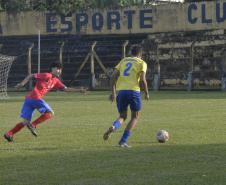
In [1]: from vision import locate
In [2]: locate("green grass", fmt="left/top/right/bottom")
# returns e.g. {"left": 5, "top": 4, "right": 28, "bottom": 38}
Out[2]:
{"left": 0, "top": 91, "right": 226, "bottom": 185}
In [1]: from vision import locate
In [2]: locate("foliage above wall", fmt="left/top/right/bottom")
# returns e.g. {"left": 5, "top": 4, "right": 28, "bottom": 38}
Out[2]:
{"left": 0, "top": 0, "right": 146, "bottom": 14}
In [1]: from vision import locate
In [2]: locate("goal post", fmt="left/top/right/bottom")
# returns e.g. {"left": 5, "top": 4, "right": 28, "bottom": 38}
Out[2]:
{"left": 0, "top": 54, "right": 16, "bottom": 99}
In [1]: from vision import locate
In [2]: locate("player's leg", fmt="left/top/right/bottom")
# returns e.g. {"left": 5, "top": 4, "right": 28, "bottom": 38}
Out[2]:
{"left": 113, "top": 111, "right": 127, "bottom": 130}
{"left": 103, "top": 111, "right": 127, "bottom": 140}
{"left": 32, "top": 112, "right": 53, "bottom": 128}
{"left": 118, "top": 91, "right": 142, "bottom": 148}
{"left": 4, "top": 99, "right": 35, "bottom": 142}
{"left": 103, "top": 90, "right": 129, "bottom": 140}
{"left": 118, "top": 111, "right": 139, "bottom": 148}
{"left": 4, "top": 119, "right": 31, "bottom": 142}
{"left": 32, "top": 99, "right": 54, "bottom": 128}
{"left": 113, "top": 90, "right": 129, "bottom": 129}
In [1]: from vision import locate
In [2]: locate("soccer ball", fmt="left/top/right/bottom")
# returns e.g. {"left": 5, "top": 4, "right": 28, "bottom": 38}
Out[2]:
{"left": 156, "top": 130, "right": 169, "bottom": 143}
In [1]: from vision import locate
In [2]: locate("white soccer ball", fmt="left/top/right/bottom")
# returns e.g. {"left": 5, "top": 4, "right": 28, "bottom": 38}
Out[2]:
{"left": 156, "top": 130, "right": 169, "bottom": 143}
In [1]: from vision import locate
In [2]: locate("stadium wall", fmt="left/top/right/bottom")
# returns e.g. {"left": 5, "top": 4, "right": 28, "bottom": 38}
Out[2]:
{"left": 1, "top": 0, "right": 226, "bottom": 90}
{"left": 1, "top": 0, "right": 226, "bottom": 36}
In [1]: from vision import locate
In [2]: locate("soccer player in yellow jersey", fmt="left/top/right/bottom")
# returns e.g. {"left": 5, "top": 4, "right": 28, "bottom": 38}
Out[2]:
{"left": 103, "top": 45, "right": 149, "bottom": 148}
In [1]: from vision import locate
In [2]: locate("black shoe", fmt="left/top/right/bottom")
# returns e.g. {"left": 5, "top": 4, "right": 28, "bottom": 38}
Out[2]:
{"left": 103, "top": 126, "right": 115, "bottom": 140}
{"left": 4, "top": 133, "right": 13, "bottom": 142}
{"left": 26, "top": 123, "right": 38, "bottom": 137}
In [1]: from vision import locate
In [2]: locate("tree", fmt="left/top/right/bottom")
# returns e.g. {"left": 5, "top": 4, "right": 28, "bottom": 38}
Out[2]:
{"left": 1, "top": 0, "right": 30, "bottom": 12}
{"left": 0, "top": 0, "right": 147, "bottom": 13}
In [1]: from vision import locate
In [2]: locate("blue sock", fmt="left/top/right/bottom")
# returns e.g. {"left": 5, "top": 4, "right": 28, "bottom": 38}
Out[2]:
{"left": 113, "top": 120, "right": 121, "bottom": 130}
{"left": 119, "top": 130, "right": 131, "bottom": 144}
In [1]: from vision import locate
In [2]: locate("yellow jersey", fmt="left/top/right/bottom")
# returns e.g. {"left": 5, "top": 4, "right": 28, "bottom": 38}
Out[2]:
{"left": 115, "top": 57, "right": 147, "bottom": 91}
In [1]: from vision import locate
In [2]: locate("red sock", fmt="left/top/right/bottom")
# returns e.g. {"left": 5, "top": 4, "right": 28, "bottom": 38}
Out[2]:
{"left": 7, "top": 122, "right": 25, "bottom": 136}
{"left": 32, "top": 112, "right": 52, "bottom": 128}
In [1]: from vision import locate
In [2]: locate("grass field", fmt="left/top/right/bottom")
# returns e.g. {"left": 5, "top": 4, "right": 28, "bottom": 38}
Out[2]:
{"left": 0, "top": 91, "right": 226, "bottom": 185}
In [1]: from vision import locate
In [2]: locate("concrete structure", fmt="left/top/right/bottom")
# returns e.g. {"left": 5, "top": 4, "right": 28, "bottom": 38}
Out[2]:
{"left": 0, "top": 1, "right": 226, "bottom": 36}
{"left": 0, "top": 0, "right": 226, "bottom": 90}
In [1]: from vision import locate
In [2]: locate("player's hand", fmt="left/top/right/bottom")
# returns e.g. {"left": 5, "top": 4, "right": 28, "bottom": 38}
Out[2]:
{"left": 109, "top": 93, "right": 116, "bottom": 102}
{"left": 15, "top": 83, "right": 23, "bottom": 89}
{"left": 79, "top": 87, "right": 88, "bottom": 94}
{"left": 145, "top": 93, "right": 150, "bottom": 100}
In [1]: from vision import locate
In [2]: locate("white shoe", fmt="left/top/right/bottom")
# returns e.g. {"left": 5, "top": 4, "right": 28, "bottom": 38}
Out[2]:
{"left": 119, "top": 142, "right": 132, "bottom": 148}
{"left": 26, "top": 123, "right": 38, "bottom": 137}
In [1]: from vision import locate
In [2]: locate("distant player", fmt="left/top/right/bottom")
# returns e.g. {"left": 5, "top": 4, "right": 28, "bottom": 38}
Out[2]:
{"left": 103, "top": 45, "right": 149, "bottom": 148}
{"left": 4, "top": 62, "right": 86, "bottom": 142}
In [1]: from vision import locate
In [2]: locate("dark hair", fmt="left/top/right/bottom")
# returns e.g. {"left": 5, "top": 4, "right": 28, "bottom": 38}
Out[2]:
{"left": 130, "top": 45, "right": 142, "bottom": 56}
{"left": 49, "top": 62, "right": 62, "bottom": 71}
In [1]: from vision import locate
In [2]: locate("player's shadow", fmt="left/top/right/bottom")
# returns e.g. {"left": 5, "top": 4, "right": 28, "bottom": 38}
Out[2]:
{"left": 0, "top": 147, "right": 58, "bottom": 152}
{"left": 5, "top": 91, "right": 226, "bottom": 103}
{"left": 0, "top": 143, "right": 225, "bottom": 185}
{"left": 23, "top": 147, "right": 59, "bottom": 151}
{"left": 149, "top": 91, "right": 226, "bottom": 100}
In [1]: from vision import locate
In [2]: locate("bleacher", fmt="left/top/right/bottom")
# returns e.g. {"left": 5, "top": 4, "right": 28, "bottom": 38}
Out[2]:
{"left": 0, "top": 34, "right": 147, "bottom": 89}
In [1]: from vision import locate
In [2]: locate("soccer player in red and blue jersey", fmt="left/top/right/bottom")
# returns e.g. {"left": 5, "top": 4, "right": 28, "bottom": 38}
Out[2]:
{"left": 4, "top": 62, "right": 86, "bottom": 142}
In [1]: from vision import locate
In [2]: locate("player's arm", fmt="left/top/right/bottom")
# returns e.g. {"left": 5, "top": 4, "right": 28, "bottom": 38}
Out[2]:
{"left": 15, "top": 74, "right": 34, "bottom": 89}
{"left": 140, "top": 71, "right": 149, "bottom": 100}
{"left": 64, "top": 87, "right": 87, "bottom": 94}
{"left": 54, "top": 79, "right": 87, "bottom": 94}
{"left": 109, "top": 69, "right": 119, "bottom": 102}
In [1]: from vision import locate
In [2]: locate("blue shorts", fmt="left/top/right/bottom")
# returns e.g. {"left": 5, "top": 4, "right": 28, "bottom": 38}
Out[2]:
{"left": 20, "top": 98, "right": 54, "bottom": 121}
{"left": 116, "top": 90, "right": 142, "bottom": 113}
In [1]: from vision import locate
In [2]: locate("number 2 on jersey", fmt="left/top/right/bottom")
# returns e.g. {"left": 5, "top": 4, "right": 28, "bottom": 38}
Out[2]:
{"left": 123, "top": 62, "right": 133, "bottom": 76}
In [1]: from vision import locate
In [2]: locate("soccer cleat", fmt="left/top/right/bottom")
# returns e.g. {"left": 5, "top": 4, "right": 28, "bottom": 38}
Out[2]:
{"left": 26, "top": 123, "right": 38, "bottom": 137}
{"left": 103, "top": 126, "right": 115, "bottom": 140}
{"left": 4, "top": 133, "right": 13, "bottom": 142}
{"left": 118, "top": 142, "right": 132, "bottom": 148}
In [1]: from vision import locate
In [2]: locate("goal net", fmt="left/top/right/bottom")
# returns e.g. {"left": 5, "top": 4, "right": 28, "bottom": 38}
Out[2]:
{"left": 0, "top": 54, "right": 15, "bottom": 99}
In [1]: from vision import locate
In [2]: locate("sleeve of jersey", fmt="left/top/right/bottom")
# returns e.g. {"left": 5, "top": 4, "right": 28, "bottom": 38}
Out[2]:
{"left": 141, "top": 61, "right": 147, "bottom": 73}
{"left": 54, "top": 79, "right": 67, "bottom": 90}
{"left": 115, "top": 60, "right": 122, "bottom": 70}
